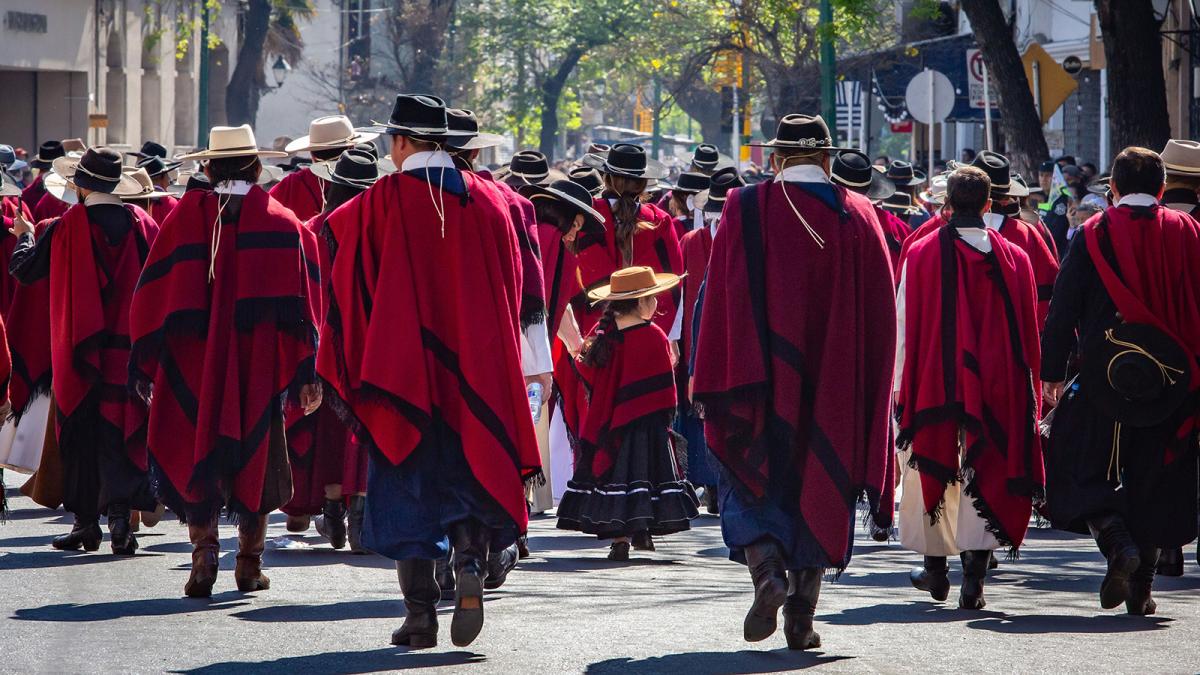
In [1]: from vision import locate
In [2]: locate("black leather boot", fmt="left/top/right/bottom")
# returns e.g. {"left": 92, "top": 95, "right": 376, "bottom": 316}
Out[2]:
{"left": 485, "top": 542, "right": 519, "bottom": 590}
{"left": 910, "top": 555, "right": 950, "bottom": 602}
{"left": 958, "top": 550, "right": 990, "bottom": 610}
{"left": 1155, "top": 546, "right": 1183, "bottom": 577}
{"left": 1127, "top": 546, "right": 1159, "bottom": 616}
{"left": 632, "top": 530, "right": 655, "bottom": 551}
{"left": 742, "top": 539, "right": 788, "bottom": 642}
{"left": 783, "top": 568, "right": 823, "bottom": 650}
{"left": 988, "top": 551, "right": 999, "bottom": 570}
{"left": 315, "top": 498, "right": 348, "bottom": 550}
{"left": 435, "top": 553, "right": 455, "bottom": 600}
{"left": 347, "top": 496, "right": 366, "bottom": 554}
{"left": 391, "top": 559, "right": 439, "bottom": 648}
{"left": 52, "top": 518, "right": 102, "bottom": 552}
{"left": 108, "top": 503, "right": 138, "bottom": 555}
{"left": 1088, "top": 513, "right": 1141, "bottom": 609}
{"left": 516, "top": 534, "right": 531, "bottom": 559}
{"left": 449, "top": 520, "right": 489, "bottom": 647}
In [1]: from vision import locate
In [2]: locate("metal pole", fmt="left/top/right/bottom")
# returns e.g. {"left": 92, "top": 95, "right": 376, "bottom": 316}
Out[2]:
{"left": 197, "top": 0, "right": 210, "bottom": 147}
{"left": 1031, "top": 61, "right": 1042, "bottom": 122}
{"left": 927, "top": 69, "right": 935, "bottom": 182}
{"left": 819, "top": 0, "right": 836, "bottom": 124}
{"left": 652, "top": 77, "right": 661, "bottom": 160}
{"left": 732, "top": 83, "right": 740, "bottom": 167}
{"left": 982, "top": 62, "right": 994, "bottom": 151}
{"left": 338, "top": 1, "right": 345, "bottom": 113}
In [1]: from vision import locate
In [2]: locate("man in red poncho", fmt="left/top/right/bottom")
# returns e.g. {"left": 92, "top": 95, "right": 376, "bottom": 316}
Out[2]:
{"left": 9, "top": 148, "right": 158, "bottom": 554}
{"left": 830, "top": 149, "right": 907, "bottom": 272}
{"left": 134, "top": 155, "right": 181, "bottom": 225}
{"left": 22, "top": 141, "right": 65, "bottom": 211}
{"left": 270, "top": 115, "right": 378, "bottom": 221}
{"left": 1042, "top": 147, "right": 1200, "bottom": 616}
{"left": 130, "top": 124, "right": 321, "bottom": 597}
{"left": 693, "top": 114, "right": 896, "bottom": 651}
{"left": 895, "top": 167, "right": 1044, "bottom": 610}
{"left": 318, "top": 94, "right": 540, "bottom": 649}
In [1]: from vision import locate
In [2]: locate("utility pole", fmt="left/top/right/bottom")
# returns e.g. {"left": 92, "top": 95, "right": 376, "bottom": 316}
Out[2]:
{"left": 651, "top": 77, "right": 661, "bottom": 160}
{"left": 819, "top": 0, "right": 836, "bottom": 125}
{"left": 197, "top": 0, "right": 210, "bottom": 147}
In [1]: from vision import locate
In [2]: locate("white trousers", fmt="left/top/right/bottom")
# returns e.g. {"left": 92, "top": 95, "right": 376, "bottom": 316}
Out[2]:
{"left": 897, "top": 447, "right": 999, "bottom": 555}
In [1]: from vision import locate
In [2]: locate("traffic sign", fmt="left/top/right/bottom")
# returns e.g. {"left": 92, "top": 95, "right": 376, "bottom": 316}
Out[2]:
{"left": 905, "top": 69, "right": 955, "bottom": 124}
{"left": 966, "top": 49, "right": 998, "bottom": 109}
{"left": 1063, "top": 55, "right": 1083, "bottom": 75}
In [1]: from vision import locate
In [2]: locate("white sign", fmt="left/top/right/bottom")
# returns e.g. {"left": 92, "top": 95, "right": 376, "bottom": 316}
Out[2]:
{"left": 967, "top": 49, "right": 998, "bottom": 109}
{"left": 905, "top": 69, "right": 955, "bottom": 124}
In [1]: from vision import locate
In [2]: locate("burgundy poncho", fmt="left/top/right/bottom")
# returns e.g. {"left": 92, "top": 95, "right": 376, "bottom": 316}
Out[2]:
{"left": 130, "top": 186, "right": 317, "bottom": 521}
{"left": 33, "top": 192, "right": 69, "bottom": 223}
{"left": 1084, "top": 205, "right": 1200, "bottom": 443}
{"left": 150, "top": 194, "right": 179, "bottom": 227}
{"left": 486, "top": 176, "right": 547, "bottom": 330}
{"left": 52, "top": 203, "right": 158, "bottom": 465}
{"left": 575, "top": 200, "right": 683, "bottom": 335}
{"left": 576, "top": 322, "right": 677, "bottom": 477}
{"left": 692, "top": 182, "right": 897, "bottom": 570}
{"left": 897, "top": 226, "right": 1044, "bottom": 550}
{"left": 316, "top": 171, "right": 541, "bottom": 529}
{"left": 269, "top": 167, "right": 324, "bottom": 222}
{"left": 873, "top": 204, "right": 910, "bottom": 271}
{"left": 21, "top": 173, "right": 45, "bottom": 211}
{"left": 7, "top": 219, "right": 53, "bottom": 418}
{"left": 679, "top": 226, "right": 713, "bottom": 366}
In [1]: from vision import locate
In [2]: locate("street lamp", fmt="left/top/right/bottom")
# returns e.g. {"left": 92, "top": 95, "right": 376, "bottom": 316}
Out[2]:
{"left": 271, "top": 56, "right": 291, "bottom": 89}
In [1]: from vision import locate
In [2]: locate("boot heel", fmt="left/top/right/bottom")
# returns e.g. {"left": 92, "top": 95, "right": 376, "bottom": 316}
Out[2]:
{"left": 83, "top": 539, "right": 101, "bottom": 552}
{"left": 408, "top": 633, "right": 438, "bottom": 649}
{"left": 450, "top": 569, "right": 485, "bottom": 647}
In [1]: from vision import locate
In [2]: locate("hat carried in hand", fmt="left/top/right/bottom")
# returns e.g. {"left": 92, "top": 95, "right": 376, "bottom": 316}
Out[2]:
{"left": 1160, "top": 139, "right": 1200, "bottom": 177}
{"left": 52, "top": 147, "right": 143, "bottom": 196}
{"left": 1080, "top": 323, "right": 1192, "bottom": 427}
{"left": 750, "top": 114, "right": 850, "bottom": 151}
{"left": 179, "top": 125, "right": 288, "bottom": 161}
{"left": 286, "top": 115, "right": 378, "bottom": 154}
{"left": 31, "top": 140, "right": 65, "bottom": 169}
{"left": 832, "top": 150, "right": 895, "bottom": 201}
{"left": 581, "top": 143, "right": 667, "bottom": 180}
{"left": 309, "top": 149, "right": 381, "bottom": 190}
{"left": 587, "top": 265, "right": 682, "bottom": 304}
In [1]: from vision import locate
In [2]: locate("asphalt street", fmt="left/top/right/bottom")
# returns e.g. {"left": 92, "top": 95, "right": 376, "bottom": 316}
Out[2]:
{"left": 2, "top": 472, "right": 1200, "bottom": 674}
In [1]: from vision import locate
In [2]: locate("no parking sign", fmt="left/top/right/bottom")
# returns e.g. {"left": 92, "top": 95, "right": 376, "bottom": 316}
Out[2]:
{"left": 967, "top": 49, "right": 998, "bottom": 110}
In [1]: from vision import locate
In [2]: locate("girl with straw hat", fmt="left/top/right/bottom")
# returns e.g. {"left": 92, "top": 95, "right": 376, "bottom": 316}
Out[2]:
{"left": 556, "top": 266, "right": 700, "bottom": 561}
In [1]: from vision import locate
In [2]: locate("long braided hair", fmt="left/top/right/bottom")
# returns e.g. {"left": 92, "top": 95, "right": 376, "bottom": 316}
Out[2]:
{"left": 602, "top": 174, "right": 653, "bottom": 263}
{"left": 580, "top": 298, "right": 640, "bottom": 368}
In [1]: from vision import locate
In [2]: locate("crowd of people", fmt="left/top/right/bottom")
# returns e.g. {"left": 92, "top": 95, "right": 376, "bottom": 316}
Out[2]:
{"left": 0, "top": 93, "right": 1198, "bottom": 652}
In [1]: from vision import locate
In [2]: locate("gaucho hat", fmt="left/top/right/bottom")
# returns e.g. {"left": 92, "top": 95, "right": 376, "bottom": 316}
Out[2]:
{"left": 832, "top": 150, "right": 895, "bottom": 201}
{"left": 1081, "top": 323, "right": 1193, "bottom": 427}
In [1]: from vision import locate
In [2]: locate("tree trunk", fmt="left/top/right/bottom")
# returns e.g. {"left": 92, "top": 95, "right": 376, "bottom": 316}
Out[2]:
{"left": 672, "top": 83, "right": 724, "bottom": 145}
{"left": 539, "top": 47, "right": 584, "bottom": 158}
{"left": 961, "top": 0, "right": 1048, "bottom": 179}
{"left": 226, "top": 0, "right": 272, "bottom": 127}
{"left": 403, "top": 0, "right": 455, "bottom": 91}
{"left": 1094, "top": 0, "right": 1171, "bottom": 152}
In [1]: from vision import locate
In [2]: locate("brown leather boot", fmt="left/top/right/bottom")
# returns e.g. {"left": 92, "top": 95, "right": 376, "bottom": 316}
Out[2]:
{"left": 184, "top": 516, "right": 220, "bottom": 598}
{"left": 783, "top": 568, "right": 823, "bottom": 650}
{"left": 449, "top": 520, "right": 489, "bottom": 647}
{"left": 235, "top": 514, "right": 271, "bottom": 592}
{"left": 743, "top": 538, "right": 788, "bottom": 642}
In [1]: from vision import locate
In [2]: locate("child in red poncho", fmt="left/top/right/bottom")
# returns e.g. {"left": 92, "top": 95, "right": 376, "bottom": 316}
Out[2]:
{"left": 556, "top": 266, "right": 699, "bottom": 561}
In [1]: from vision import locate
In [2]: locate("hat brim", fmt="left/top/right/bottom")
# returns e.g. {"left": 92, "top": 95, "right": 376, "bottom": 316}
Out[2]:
{"left": 284, "top": 130, "right": 380, "bottom": 154}
{"left": 1079, "top": 323, "right": 1192, "bottom": 427}
{"left": 0, "top": 177, "right": 19, "bottom": 198}
{"left": 886, "top": 174, "right": 925, "bottom": 187}
{"left": 120, "top": 187, "right": 172, "bottom": 201}
{"left": 177, "top": 148, "right": 289, "bottom": 161}
{"left": 42, "top": 173, "right": 78, "bottom": 205}
{"left": 749, "top": 138, "right": 855, "bottom": 152}
{"left": 502, "top": 167, "right": 569, "bottom": 187}
{"left": 880, "top": 199, "right": 922, "bottom": 215}
{"left": 587, "top": 272, "right": 683, "bottom": 304}
{"left": 832, "top": 171, "right": 895, "bottom": 201}
{"left": 142, "top": 160, "right": 183, "bottom": 177}
{"left": 359, "top": 122, "right": 472, "bottom": 139}
{"left": 448, "top": 132, "right": 505, "bottom": 151}
{"left": 53, "top": 156, "right": 146, "bottom": 197}
{"left": 525, "top": 184, "right": 604, "bottom": 225}
{"left": 581, "top": 151, "right": 668, "bottom": 180}
{"left": 308, "top": 159, "right": 381, "bottom": 189}
{"left": 1164, "top": 161, "right": 1200, "bottom": 177}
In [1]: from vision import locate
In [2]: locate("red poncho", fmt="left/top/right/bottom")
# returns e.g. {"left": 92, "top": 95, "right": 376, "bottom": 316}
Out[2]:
{"left": 897, "top": 226, "right": 1044, "bottom": 549}
{"left": 1084, "top": 204, "right": 1200, "bottom": 444}
{"left": 21, "top": 173, "right": 45, "bottom": 212}
{"left": 1, "top": 195, "right": 30, "bottom": 221}
{"left": 873, "top": 204, "right": 910, "bottom": 272}
{"left": 150, "top": 194, "right": 179, "bottom": 227}
{"left": 537, "top": 222, "right": 581, "bottom": 341}
{"left": 679, "top": 226, "right": 713, "bottom": 366}
{"left": 575, "top": 200, "right": 683, "bottom": 335}
{"left": 576, "top": 322, "right": 677, "bottom": 477}
{"left": 692, "top": 182, "right": 897, "bottom": 570}
{"left": 899, "top": 214, "right": 1058, "bottom": 327}
{"left": 486, "top": 177, "right": 547, "bottom": 330}
{"left": 316, "top": 171, "right": 541, "bottom": 529}
{"left": 0, "top": 315, "right": 10, "bottom": 405}
{"left": 130, "top": 186, "right": 317, "bottom": 520}
{"left": 7, "top": 219, "right": 53, "bottom": 418}
{"left": 269, "top": 168, "right": 324, "bottom": 222}
{"left": 33, "top": 192, "right": 69, "bottom": 223}
{"left": 51, "top": 203, "right": 157, "bottom": 464}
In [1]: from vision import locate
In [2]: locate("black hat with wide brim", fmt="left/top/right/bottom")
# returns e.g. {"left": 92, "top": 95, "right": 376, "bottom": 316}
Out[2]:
{"left": 1080, "top": 323, "right": 1193, "bottom": 427}
{"left": 581, "top": 143, "right": 667, "bottom": 180}
{"left": 673, "top": 171, "right": 710, "bottom": 195}
{"left": 832, "top": 150, "right": 895, "bottom": 201}
{"left": 360, "top": 94, "right": 472, "bottom": 140}
{"left": 749, "top": 114, "right": 853, "bottom": 151}
{"left": 445, "top": 108, "right": 505, "bottom": 151}
{"left": 524, "top": 178, "right": 605, "bottom": 226}
{"left": 308, "top": 149, "right": 381, "bottom": 189}
{"left": 567, "top": 166, "right": 604, "bottom": 196}
{"left": 885, "top": 160, "right": 926, "bottom": 187}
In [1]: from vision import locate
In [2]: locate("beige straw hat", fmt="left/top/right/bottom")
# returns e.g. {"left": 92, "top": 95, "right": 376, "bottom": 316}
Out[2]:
{"left": 178, "top": 125, "right": 288, "bottom": 161}
{"left": 120, "top": 167, "right": 172, "bottom": 201}
{"left": 284, "top": 115, "right": 378, "bottom": 154}
{"left": 1160, "top": 139, "right": 1200, "bottom": 177}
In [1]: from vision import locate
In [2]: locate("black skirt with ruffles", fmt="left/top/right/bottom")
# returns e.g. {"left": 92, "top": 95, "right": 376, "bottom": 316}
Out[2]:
{"left": 557, "top": 416, "right": 699, "bottom": 539}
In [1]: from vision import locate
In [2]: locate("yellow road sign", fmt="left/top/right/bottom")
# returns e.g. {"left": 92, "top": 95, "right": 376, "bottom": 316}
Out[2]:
{"left": 1022, "top": 42, "right": 1078, "bottom": 125}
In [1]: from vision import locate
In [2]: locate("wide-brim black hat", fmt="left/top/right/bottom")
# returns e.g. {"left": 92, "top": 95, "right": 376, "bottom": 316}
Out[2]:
{"left": 832, "top": 150, "right": 895, "bottom": 201}
{"left": 525, "top": 178, "right": 605, "bottom": 226}
{"left": 126, "top": 140, "right": 169, "bottom": 160}
{"left": 691, "top": 143, "right": 721, "bottom": 170}
{"left": 697, "top": 167, "right": 745, "bottom": 213}
{"left": 136, "top": 155, "right": 182, "bottom": 178}
{"left": 52, "top": 148, "right": 143, "bottom": 197}
{"left": 309, "top": 149, "right": 381, "bottom": 189}
{"left": 501, "top": 150, "right": 558, "bottom": 186}
{"left": 31, "top": 140, "right": 65, "bottom": 169}
{"left": 446, "top": 108, "right": 505, "bottom": 151}
{"left": 673, "top": 171, "right": 709, "bottom": 194}
{"left": 885, "top": 160, "right": 926, "bottom": 187}
{"left": 970, "top": 150, "right": 1013, "bottom": 194}
{"left": 880, "top": 191, "right": 923, "bottom": 215}
{"left": 749, "top": 114, "right": 852, "bottom": 151}
{"left": 361, "top": 94, "right": 470, "bottom": 140}
{"left": 1080, "top": 323, "right": 1192, "bottom": 427}
{"left": 567, "top": 166, "right": 603, "bottom": 196}
{"left": 581, "top": 143, "right": 667, "bottom": 180}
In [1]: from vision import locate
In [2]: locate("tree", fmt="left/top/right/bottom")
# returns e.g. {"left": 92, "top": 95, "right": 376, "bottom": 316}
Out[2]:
{"left": 1094, "top": 0, "right": 1171, "bottom": 152}
{"left": 961, "top": 0, "right": 1049, "bottom": 179}
{"left": 226, "top": 0, "right": 315, "bottom": 127}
